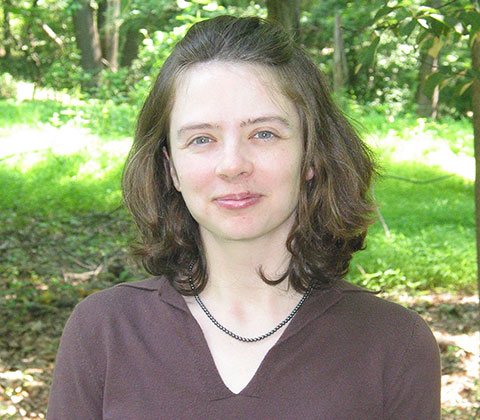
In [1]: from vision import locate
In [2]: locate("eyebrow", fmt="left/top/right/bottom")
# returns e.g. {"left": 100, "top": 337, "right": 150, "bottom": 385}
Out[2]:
{"left": 177, "top": 123, "right": 220, "bottom": 138}
{"left": 240, "top": 116, "right": 292, "bottom": 129}
{"left": 176, "top": 116, "right": 292, "bottom": 138}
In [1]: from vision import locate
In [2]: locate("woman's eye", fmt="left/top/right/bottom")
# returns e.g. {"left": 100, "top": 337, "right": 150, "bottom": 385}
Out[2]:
{"left": 191, "top": 136, "right": 212, "bottom": 145}
{"left": 254, "top": 131, "right": 276, "bottom": 141}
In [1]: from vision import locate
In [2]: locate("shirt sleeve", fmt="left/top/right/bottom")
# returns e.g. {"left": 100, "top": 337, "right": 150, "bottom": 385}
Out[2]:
{"left": 383, "top": 312, "right": 441, "bottom": 420}
{"left": 46, "top": 304, "right": 105, "bottom": 420}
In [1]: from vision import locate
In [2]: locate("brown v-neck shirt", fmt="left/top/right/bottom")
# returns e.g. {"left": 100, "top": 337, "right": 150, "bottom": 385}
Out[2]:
{"left": 46, "top": 278, "right": 441, "bottom": 419}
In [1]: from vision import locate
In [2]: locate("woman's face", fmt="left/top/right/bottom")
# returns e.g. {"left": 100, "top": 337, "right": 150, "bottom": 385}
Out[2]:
{"left": 167, "top": 61, "right": 313, "bottom": 245}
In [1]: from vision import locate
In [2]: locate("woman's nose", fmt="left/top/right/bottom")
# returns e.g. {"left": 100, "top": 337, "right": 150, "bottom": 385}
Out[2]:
{"left": 215, "top": 140, "right": 254, "bottom": 180}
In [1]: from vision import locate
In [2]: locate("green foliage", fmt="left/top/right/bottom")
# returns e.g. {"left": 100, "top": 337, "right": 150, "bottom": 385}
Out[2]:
{"left": 365, "top": 0, "right": 479, "bottom": 117}
{"left": 302, "top": 1, "right": 421, "bottom": 115}
{"left": 301, "top": 0, "right": 477, "bottom": 118}
{"left": 1, "top": 0, "right": 268, "bottom": 103}
{"left": 0, "top": 151, "right": 124, "bottom": 217}
{"left": 42, "top": 52, "right": 86, "bottom": 93}
{"left": 0, "top": 100, "right": 138, "bottom": 318}
{"left": 1, "top": 0, "right": 477, "bottom": 118}
{"left": 1, "top": 0, "right": 78, "bottom": 83}
{"left": 343, "top": 98, "right": 474, "bottom": 155}
{"left": 0, "top": 100, "right": 67, "bottom": 127}
{"left": 0, "top": 99, "right": 137, "bottom": 139}
{"left": 0, "top": 73, "right": 17, "bottom": 99}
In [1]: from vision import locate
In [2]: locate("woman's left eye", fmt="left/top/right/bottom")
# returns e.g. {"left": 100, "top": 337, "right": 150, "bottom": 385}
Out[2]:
{"left": 253, "top": 131, "right": 276, "bottom": 141}
{"left": 190, "top": 136, "right": 212, "bottom": 145}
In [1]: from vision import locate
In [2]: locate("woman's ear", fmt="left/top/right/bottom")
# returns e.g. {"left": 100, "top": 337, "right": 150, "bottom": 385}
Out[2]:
{"left": 306, "top": 166, "right": 314, "bottom": 181}
{"left": 162, "top": 147, "right": 181, "bottom": 191}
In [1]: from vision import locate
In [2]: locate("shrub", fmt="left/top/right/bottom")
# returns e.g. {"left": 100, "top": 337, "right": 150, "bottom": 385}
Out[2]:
{"left": 0, "top": 73, "right": 17, "bottom": 99}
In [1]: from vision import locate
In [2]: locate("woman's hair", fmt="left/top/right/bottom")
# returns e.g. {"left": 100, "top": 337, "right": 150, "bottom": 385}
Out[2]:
{"left": 122, "top": 15, "right": 376, "bottom": 294}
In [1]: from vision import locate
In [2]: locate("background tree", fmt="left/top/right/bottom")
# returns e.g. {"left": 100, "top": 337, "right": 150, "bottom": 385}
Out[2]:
{"left": 415, "top": 0, "right": 442, "bottom": 118}
{"left": 365, "top": 0, "right": 480, "bottom": 314}
{"left": 98, "top": 0, "right": 121, "bottom": 71}
{"left": 333, "top": 12, "right": 348, "bottom": 94}
{"left": 266, "top": 0, "right": 301, "bottom": 39}
{"left": 2, "top": 0, "right": 13, "bottom": 59}
{"left": 72, "top": 0, "right": 102, "bottom": 78}
{"left": 472, "top": 26, "right": 480, "bottom": 318}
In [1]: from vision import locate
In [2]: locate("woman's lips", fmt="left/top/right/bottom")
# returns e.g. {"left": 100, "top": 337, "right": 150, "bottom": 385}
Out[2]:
{"left": 213, "top": 193, "right": 262, "bottom": 210}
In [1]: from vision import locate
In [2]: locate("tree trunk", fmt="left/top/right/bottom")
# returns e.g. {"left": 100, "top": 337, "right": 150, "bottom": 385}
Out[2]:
{"left": 266, "top": 0, "right": 301, "bottom": 40}
{"left": 97, "top": 0, "right": 107, "bottom": 56}
{"left": 120, "top": 26, "right": 142, "bottom": 68}
{"left": 23, "top": 0, "right": 42, "bottom": 84}
{"left": 2, "top": 0, "right": 12, "bottom": 58}
{"left": 416, "top": 52, "right": 439, "bottom": 118}
{"left": 98, "top": 0, "right": 120, "bottom": 71}
{"left": 471, "top": 35, "right": 480, "bottom": 322}
{"left": 72, "top": 0, "right": 102, "bottom": 75}
{"left": 333, "top": 13, "right": 348, "bottom": 94}
{"left": 416, "top": 0, "right": 441, "bottom": 119}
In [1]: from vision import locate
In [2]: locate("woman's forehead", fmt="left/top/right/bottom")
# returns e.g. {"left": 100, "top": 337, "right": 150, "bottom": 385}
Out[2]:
{"left": 169, "top": 61, "right": 297, "bottom": 128}
{"left": 174, "top": 61, "right": 288, "bottom": 102}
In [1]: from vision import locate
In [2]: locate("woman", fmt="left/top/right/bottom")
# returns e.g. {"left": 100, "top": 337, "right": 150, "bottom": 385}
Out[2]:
{"left": 47, "top": 16, "right": 441, "bottom": 419}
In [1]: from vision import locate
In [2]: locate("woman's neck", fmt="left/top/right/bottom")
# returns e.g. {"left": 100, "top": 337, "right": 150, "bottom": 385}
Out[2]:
{"left": 199, "top": 229, "right": 297, "bottom": 305}
{"left": 186, "top": 228, "right": 304, "bottom": 338}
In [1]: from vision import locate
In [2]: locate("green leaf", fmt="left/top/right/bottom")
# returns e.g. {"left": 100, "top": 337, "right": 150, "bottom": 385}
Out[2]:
{"left": 373, "top": 6, "right": 396, "bottom": 21}
{"left": 427, "top": 37, "right": 443, "bottom": 58}
{"left": 359, "top": 36, "right": 381, "bottom": 69}
{"left": 399, "top": 19, "right": 416, "bottom": 38}
{"left": 459, "top": 81, "right": 473, "bottom": 96}
{"left": 416, "top": 29, "right": 431, "bottom": 46}
{"left": 424, "top": 72, "right": 444, "bottom": 98}
{"left": 462, "top": 11, "right": 480, "bottom": 32}
{"left": 444, "top": 16, "right": 460, "bottom": 30}
{"left": 429, "top": 17, "right": 448, "bottom": 36}
{"left": 417, "top": 18, "right": 429, "bottom": 29}
{"left": 417, "top": 6, "right": 441, "bottom": 15}
{"left": 393, "top": 7, "right": 410, "bottom": 21}
{"left": 4, "top": 5, "right": 24, "bottom": 14}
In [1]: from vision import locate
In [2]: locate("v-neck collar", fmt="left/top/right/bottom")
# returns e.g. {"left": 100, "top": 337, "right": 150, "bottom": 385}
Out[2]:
{"left": 119, "top": 277, "right": 374, "bottom": 401}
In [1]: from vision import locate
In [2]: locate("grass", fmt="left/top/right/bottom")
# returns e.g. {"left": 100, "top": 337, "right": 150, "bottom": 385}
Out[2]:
{"left": 345, "top": 104, "right": 475, "bottom": 293}
{"left": 0, "top": 98, "right": 137, "bottom": 140}
{"left": 349, "top": 161, "right": 474, "bottom": 292}
{"left": 0, "top": 98, "right": 476, "bottom": 294}
{"left": 1, "top": 149, "right": 125, "bottom": 218}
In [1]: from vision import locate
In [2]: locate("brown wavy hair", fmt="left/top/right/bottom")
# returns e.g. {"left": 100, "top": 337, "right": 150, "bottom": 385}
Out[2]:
{"left": 122, "top": 15, "right": 376, "bottom": 294}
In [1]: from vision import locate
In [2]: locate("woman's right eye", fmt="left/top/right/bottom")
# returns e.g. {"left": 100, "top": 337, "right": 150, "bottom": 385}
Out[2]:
{"left": 190, "top": 136, "right": 212, "bottom": 145}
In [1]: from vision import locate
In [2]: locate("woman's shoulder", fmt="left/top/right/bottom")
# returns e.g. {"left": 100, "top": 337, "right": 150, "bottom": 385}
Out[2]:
{"left": 328, "top": 281, "right": 441, "bottom": 415}
{"left": 332, "top": 280, "right": 424, "bottom": 321}
{"left": 69, "top": 277, "right": 170, "bottom": 324}
{"left": 329, "top": 280, "right": 439, "bottom": 353}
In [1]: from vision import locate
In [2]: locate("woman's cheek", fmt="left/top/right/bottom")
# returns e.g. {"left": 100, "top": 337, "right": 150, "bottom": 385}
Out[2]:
{"left": 178, "top": 162, "right": 213, "bottom": 192}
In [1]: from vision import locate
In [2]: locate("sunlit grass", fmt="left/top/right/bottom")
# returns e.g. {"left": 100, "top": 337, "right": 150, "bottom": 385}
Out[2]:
{"left": 348, "top": 161, "right": 474, "bottom": 293}
{"left": 1, "top": 152, "right": 125, "bottom": 219}
{"left": 0, "top": 98, "right": 137, "bottom": 140}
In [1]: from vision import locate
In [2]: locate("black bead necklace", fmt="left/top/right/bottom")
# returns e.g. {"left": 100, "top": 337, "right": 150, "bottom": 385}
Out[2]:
{"left": 188, "top": 263, "right": 312, "bottom": 343}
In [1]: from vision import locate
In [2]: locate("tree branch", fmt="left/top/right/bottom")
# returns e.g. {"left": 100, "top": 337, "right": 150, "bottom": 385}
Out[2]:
{"left": 384, "top": 174, "right": 454, "bottom": 184}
